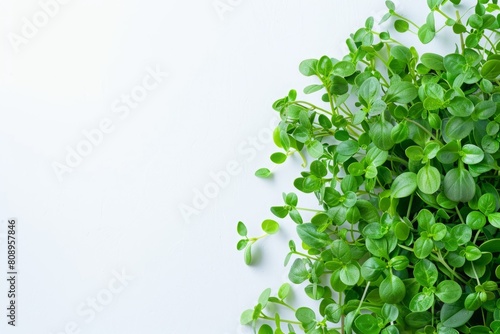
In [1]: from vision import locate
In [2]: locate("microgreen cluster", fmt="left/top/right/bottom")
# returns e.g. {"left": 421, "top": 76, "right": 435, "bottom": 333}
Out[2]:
{"left": 237, "top": 1, "right": 500, "bottom": 333}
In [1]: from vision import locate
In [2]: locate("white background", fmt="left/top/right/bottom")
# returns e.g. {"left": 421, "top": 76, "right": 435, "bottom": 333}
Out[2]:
{"left": 0, "top": 1, "right": 430, "bottom": 333}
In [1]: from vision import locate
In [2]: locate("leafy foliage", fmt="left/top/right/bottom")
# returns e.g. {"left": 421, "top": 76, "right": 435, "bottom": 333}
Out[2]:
{"left": 237, "top": 1, "right": 500, "bottom": 333}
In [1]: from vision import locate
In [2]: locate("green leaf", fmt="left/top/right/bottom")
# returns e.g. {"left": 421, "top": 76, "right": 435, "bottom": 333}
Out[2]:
{"left": 394, "top": 20, "right": 409, "bottom": 33}
{"left": 297, "top": 223, "right": 329, "bottom": 249}
{"left": 340, "top": 263, "right": 360, "bottom": 286}
{"left": 278, "top": 283, "right": 291, "bottom": 300}
{"left": 478, "top": 193, "right": 496, "bottom": 214}
{"left": 306, "top": 140, "right": 324, "bottom": 158}
{"left": 443, "top": 167, "right": 476, "bottom": 202}
{"left": 447, "top": 96, "right": 474, "bottom": 117}
{"left": 318, "top": 56, "right": 333, "bottom": 76}
{"left": 379, "top": 274, "right": 406, "bottom": 304}
{"left": 330, "top": 76, "right": 349, "bottom": 95}
{"left": 361, "top": 257, "right": 386, "bottom": 281}
{"left": 410, "top": 292, "right": 434, "bottom": 312}
{"left": 237, "top": 239, "right": 248, "bottom": 250}
{"left": 464, "top": 292, "right": 482, "bottom": 311}
{"left": 461, "top": 144, "right": 484, "bottom": 164}
{"left": 445, "top": 116, "right": 474, "bottom": 141}
{"left": 371, "top": 120, "right": 395, "bottom": 150}
{"left": 270, "top": 152, "right": 287, "bottom": 164}
{"left": 437, "top": 141, "right": 460, "bottom": 164}
{"left": 391, "top": 46, "right": 412, "bottom": 62}
{"left": 391, "top": 123, "right": 409, "bottom": 143}
{"left": 255, "top": 168, "right": 272, "bottom": 178}
{"left": 337, "top": 140, "right": 359, "bottom": 156}
{"left": 405, "top": 312, "right": 432, "bottom": 328}
{"left": 331, "top": 239, "right": 352, "bottom": 263}
{"left": 385, "top": 81, "right": 418, "bottom": 104}
{"left": 240, "top": 309, "right": 254, "bottom": 325}
{"left": 418, "top": 23, "right": 435, "bottom": 44}
{"left": 440, "top": 302, "right": 474, "bottom": 328}
{"left": 444, "top": 54, "right": 467, "bottom": 75}
{"left": 237, "top": 221, "right": 247, "bottom": 237}
{"left": 271, "top": 206, "right": 288, "bottom": 218}
{"left": 258, "top": 324, "right": 273, "bottom": 334}
{"left": 244, "top": 244, "right": 252, "bottom": 265}
{"left": 325, "top": 302, "right": 342, "bottom": 323}
{"left": 481, "top": 59, "right": 500, "bottom": 80}
{"left": 355, "top": 314, "right": 380, "bottom": 334}
{"left": 258, "top": 288, "right": 271, "bottom": 308}
{"left": 421, "top": 53, "right": 445, "bottom": 71}
{"left": 262, "top": 219, "right": 279, "bottom": 234}
{"left": 299, "top": 59, "right": 318, "bottom": 76}
{"left": 406, "top": 146, "right": 424, "bottom": 161}
{"left": 365, "top": 146, "right": 389, "bottom": 166}
{"left": 436, "top": 280, "right": 462, "bottom": 303}
{"left": 414, "top": 259, "right": 438, "bottom": 287}
{"left": 304, "top": 84, "right": 324, "bottom": 94}
{"left": 391, "top": 172, "right": 418, "bottom": 198}
{"left": 296, "top": 307, "right": 316, "bottom": 324}
{"left": 332, "top": 61, "right": 356, "bottom": 77}
{"left": 488, "top": 212, "right": 500, "bottom": 228}
{"left": 414, "top": 236, "right": 433, "bottom": 258}
{"left": 466, "top": 211, "right": 486, "bottom": 230}
{"left": 427, "top": 0, "right": 443, "bottom": 9}
{"left": 359, "top": 77, "right": 381, "bottom": 105}
{"left": 417, "top": 164, "right": 441, "bottom": 194}
{"left": 289, "top": 258, "right": 309, "bottom": 284}
{"left": 382, "top": 304, "right": 399, "bottom": 323}
{"left": 451, "top": 224, "right": 472, "bottom": 245}
{"left": 473, "top": 100, "right": 497, "bottom": 120}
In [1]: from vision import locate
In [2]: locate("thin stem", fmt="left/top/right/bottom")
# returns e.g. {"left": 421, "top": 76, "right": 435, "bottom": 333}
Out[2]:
{"left": 407, "top": 193, "right": 414, "bottom": 220}
{"left": 291, "top": 101, "right": 333, "bottom": 115}
{"left": 471, "top": 263, "right": 481, "bottom": 286}
{"left": 455, "top": 207, "right": 465, "bottom": 225}
{"left": 483, "top": 32, "right": 497, "bottom": 53}
{"left": 354, "top": 282, "right": 371, "bottom": 315}
{"left": 391, "top": 12, "right": 420, "bottom": 30}
{"left": 296, "top": 207, "right": 323, "bottom": 213}
{"left": 435, "top": 8, "right": 453, "bottom": 21}
{"left": 270, "top": 299, "right": 297, "bottom": 312}
{"left": 404, "top": 118, "right": 438, "bottom": 140}
{"left": 260, "top": 314, "right": 301, "bottom": 325}
{"left": 293, "top": 251, "right": 319, "bottom": 261}
{"left": 340, "top": 292, "right": 344, "bottom": 334}
{"left": 456, "top": 11, "right": 465, "bottom": 53}
{"left": 387, "top": 155, "right": 409, "bottom": 167}
{"left": 432, "top": 251, "right": 469, "bottom": 285}
{"left": 473, "top": 229, "right": 481, "bottom": 244}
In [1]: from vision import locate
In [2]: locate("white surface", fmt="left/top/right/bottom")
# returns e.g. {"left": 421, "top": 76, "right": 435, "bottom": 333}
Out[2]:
{"left": 0, "top": 1, "right": 421, "bottom": 333}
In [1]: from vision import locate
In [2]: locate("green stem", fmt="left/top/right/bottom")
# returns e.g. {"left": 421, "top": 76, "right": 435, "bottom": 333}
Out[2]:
{"left": 435, "top": 8, "right": 453, "bottom": 21}
{"left": 407, "top": 193, "right": 414, "bottom": 220}
{"left": 296, "top": 207, "right": 323, "bottom": 213}
{"left": 471, "top": 263, "right": 481, "bottom": 286}
{"left": 260, "top": 314, "right": 301, "bottom": 325}
{"left": 404, "top": 118, "right": 438, "bottom": 140}
{"left": 483, "top": 32, "right": 497, "bottom": 53}
{"left": 455, "top": 207, "right": 465, "bottom": 225}
{"left": 339, "top": 292, "right": 344, "bottom": 334}
{"left": 391, "top": 12, "right": 420, "bottom": 30}
{"left": 271, "top": 299, "right": 297, "bottom": 312}
{"left": 387, "top": 155, "right": 409, "bottom": 167}
{"left": 293, "top": 251, "right": 319, "bottom": 261}
{"left": 291, "top": 101, "right": 333, "bottom": 115}
{"left": 456, "top": 11, "right": 465, "bottom": 53}
{"left": 432, "top": 251, "right": 469, "bottom": 285}
{"left": 354, "top": 282, "right": 371, "bottom": 315}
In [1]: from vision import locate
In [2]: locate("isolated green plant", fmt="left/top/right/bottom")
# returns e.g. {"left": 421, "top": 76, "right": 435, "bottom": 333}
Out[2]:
{"left": 237, "top": 1, "right": 500, "bottom": 333}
